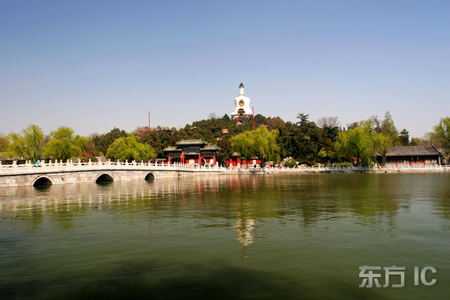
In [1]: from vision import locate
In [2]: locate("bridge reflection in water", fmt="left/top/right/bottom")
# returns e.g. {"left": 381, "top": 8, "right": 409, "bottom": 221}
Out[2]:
{"left": 2, "top": 173, "right": 447, "bottom": 242}
{"left": 0, "top": 175, "right": 265, "bottom": 250}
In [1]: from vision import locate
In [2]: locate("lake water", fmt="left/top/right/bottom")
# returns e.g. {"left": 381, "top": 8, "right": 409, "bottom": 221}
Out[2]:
{"left": 0, "top": 173, "right": 449, "bottom": 299}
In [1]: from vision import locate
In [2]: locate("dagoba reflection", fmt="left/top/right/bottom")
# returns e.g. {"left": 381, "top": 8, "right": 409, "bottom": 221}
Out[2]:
{"left": 234, "top": 216, "right": 257, "bottom": 247}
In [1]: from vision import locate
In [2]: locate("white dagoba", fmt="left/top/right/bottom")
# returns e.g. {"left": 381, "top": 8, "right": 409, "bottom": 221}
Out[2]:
{"left": 231, "top": 82, "right": 253, "bottom": 119}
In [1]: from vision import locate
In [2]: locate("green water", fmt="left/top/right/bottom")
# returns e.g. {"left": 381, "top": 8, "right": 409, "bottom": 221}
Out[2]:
{"left": 0, "top": 173, "right": 449, "bottom": 299}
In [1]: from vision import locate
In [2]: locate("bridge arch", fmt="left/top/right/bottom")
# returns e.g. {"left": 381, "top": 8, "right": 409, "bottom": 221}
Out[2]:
{"left": 144, "top": 173, "right": 155, "bottom": 181}
{"left": 32, "top": 176, "right": 54, "bottom": 186}
{"left": 95, "top": 173, "right": 114, "bottom": 183}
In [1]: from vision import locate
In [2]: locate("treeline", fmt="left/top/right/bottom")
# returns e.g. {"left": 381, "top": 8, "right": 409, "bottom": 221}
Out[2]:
{"left": 0, "top": 112, "right": 448, "bottom": 166}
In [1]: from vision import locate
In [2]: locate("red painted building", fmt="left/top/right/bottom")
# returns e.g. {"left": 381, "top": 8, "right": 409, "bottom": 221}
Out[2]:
{"left": 226, "top": 152, "right": 262, "bottom": 167}
{"left": 163, "top": 139, "right": 220, "bottom": 165}
{"left": 377, "top": 145, "right": 444, "bottom": 166}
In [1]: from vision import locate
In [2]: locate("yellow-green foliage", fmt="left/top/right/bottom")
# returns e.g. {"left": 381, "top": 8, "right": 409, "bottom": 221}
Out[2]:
{"left": 232, "top": 127, "right": 279, "bottom": 165}
{"left": 106, "top": 134, "right": 156, "bottom": 161}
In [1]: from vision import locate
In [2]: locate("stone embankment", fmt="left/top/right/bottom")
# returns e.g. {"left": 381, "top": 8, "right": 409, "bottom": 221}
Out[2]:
{"left": 1, "top": 160, "right": 448, "bottom": 187}
{"left": 224, "top": 165, "right": 449, "bottom": 174}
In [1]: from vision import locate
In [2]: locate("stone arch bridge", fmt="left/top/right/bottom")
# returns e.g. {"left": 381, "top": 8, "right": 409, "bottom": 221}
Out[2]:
{"left": 0, "top": 160, "right": 222, "bottom": 187}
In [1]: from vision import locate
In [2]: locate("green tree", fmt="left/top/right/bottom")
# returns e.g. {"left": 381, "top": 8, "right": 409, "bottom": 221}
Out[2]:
{"left": 338, "top": 119, "right": 396, "bottom": 166}
{"left": 50, "top": 126, "right": 76, "bottom": 141}
{"left": 373, "top": 133, "right": 392, "bottom": 166}
{"left": 318, "top": 118, "right": 340, "bottom": 163}
{"left": 254, "top": 114, "right": 267, "bottom": 127}
{"left": 381, "top": 111, "right": 400, "bottom": 145}
{"left": 430, "top": 116, "right": 450, "bottom": 160}
{"left": 399, "top": 129, "right": 410, "bottom": 146}
{"left": 139, "top": 127, "right": 179, "bottom": 158}
{"left": 372, "top": 111, "right": 400, "bottom": 145}
{"left": 217, "top": 134, "right": 232, "bottom": 163}
{"left": 43, "top": 139, "right": 82, "bottom": 161}
{"left": 231, "top": 127, "right": 279, "bottom": 167}
{"left": 92, "top": 127, "right": 128, "bottom": 155}
{"left": 278, "top": 114, "right": 323, "bottom": 164}
{"left": 0, "top": 135, "right": 10, "bottom": 156}
{"left": 318, "top": 148, "right": 327, "bottom": 164}
{"left": 6, "top": 132, "right": 26, "bottom": 159}
{"left": 296, "top": 113, "right": 310, "bottom": 127}
{"left": 336, "top": 126, "right": 375, "bottom": 167}
{"left": 23, "top": 124, "right": 44, "bottom": 161}
{"left": 106, "top": 134, "right": 156, "bottom": 161}
{"left": 42, "top": 126, "right": 82, "bottom": 161}
{"left": 253, "top": 127, "right": 279, "bottom": 166}
{"left": 6, "top": 124, "right": 44, "bottom": 161}
{"left": 74, "top": 136, "right": 99, "bottom": 158}
{"left": 231, "top": 130, "right": 254, "bottom": 166}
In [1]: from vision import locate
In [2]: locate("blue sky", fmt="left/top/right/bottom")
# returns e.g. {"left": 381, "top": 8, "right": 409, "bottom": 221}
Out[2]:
{"left": 1, "top": 0, "right": 449, "bottom": 138}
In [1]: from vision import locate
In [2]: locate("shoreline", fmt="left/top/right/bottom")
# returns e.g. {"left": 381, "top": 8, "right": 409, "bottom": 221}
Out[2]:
{"left": 219, "top": 166, "right": 449, "bottom": 175}
{"left": 1, "top": 164, "right": 448, "bottom": 188}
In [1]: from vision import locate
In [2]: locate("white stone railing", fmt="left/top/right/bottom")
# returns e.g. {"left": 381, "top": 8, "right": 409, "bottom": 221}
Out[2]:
{"left": 273, "top": 166, "right": 367, "bottom": 172}
{"left": 252, "top": 165, "right": 448, "bottom": 172}
{"left": 0, "top": 159, "right": 226, "bottom": 174}
{"left": 378, "top": 164, "right": 447, "bottom": 171}
{"left": 2, "top": 160, "right": 446, "bottom": 175}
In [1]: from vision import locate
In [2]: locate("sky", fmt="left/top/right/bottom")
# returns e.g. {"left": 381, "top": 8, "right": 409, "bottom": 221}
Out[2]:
{"left": 1, "top": 0, "right": 449, "bottom": 138}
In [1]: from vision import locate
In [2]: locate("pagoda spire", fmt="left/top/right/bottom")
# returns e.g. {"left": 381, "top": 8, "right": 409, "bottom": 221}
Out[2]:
{"left": 239, "top": 82, "right": 245, "bottom": 96}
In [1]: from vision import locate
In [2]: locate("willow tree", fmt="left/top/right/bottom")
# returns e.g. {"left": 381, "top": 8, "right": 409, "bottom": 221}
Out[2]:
{"left": 42, "top": 126, "right": 82, "bottom": 161}
{"left": 23, "top": 124, "right": 44, "bottom": 161}
{"left": 336, "top": 126, "right": 375, "bottom": 167}
{"left": 6, "top": 132, "right": 26, "bottom": 159}
{"left": 231, "top": 127, "right": 279, "bottom": 167}
{"left": 0, "top": 135, "right": 9, "bottom": 154}
{"left": 231, "top": 130, "right": 254, "bottom": 165}
{"left": 6, "top": 124, "right": 44, "bottom": 161}
{"left": 373, "top": 133, "right": 392, "bottom": 166}
{"left": 253, "top": 127, "right": 279, "bottom": 166}
{"left": 431, "top": 116, "right": 450, "bottom": 161}
{"left": 106, "top": 134, "right": 156, "bottom": 161}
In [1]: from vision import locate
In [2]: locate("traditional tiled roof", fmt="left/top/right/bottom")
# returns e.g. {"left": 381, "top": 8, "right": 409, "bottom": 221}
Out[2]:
{"left": 203, "top": 144, "right": 220, "bottom": 151}
{"left": 384, "top": 146, "right": 441, "bottom": 157}
{"left": 175, "top": 139, "right": 207, "bottom": 146}
{"left": 162, "top": 146, "right": 180, "bottom": 152}
{"left": 164, "top": 140, "right": 220, "bottom": 153}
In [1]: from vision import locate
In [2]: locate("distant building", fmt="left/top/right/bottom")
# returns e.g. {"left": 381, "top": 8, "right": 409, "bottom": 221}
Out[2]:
{"left": 377, "top": 145, "right": 444, "bottom": 166}
{"left": 227, "top": 152, "right": 261, "bottom": 167}
{"left": 163, "top": 139, "right": 220, "bottom": 164}
{"left": 231, "top": 82, "right": 253, "bottom": 120}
